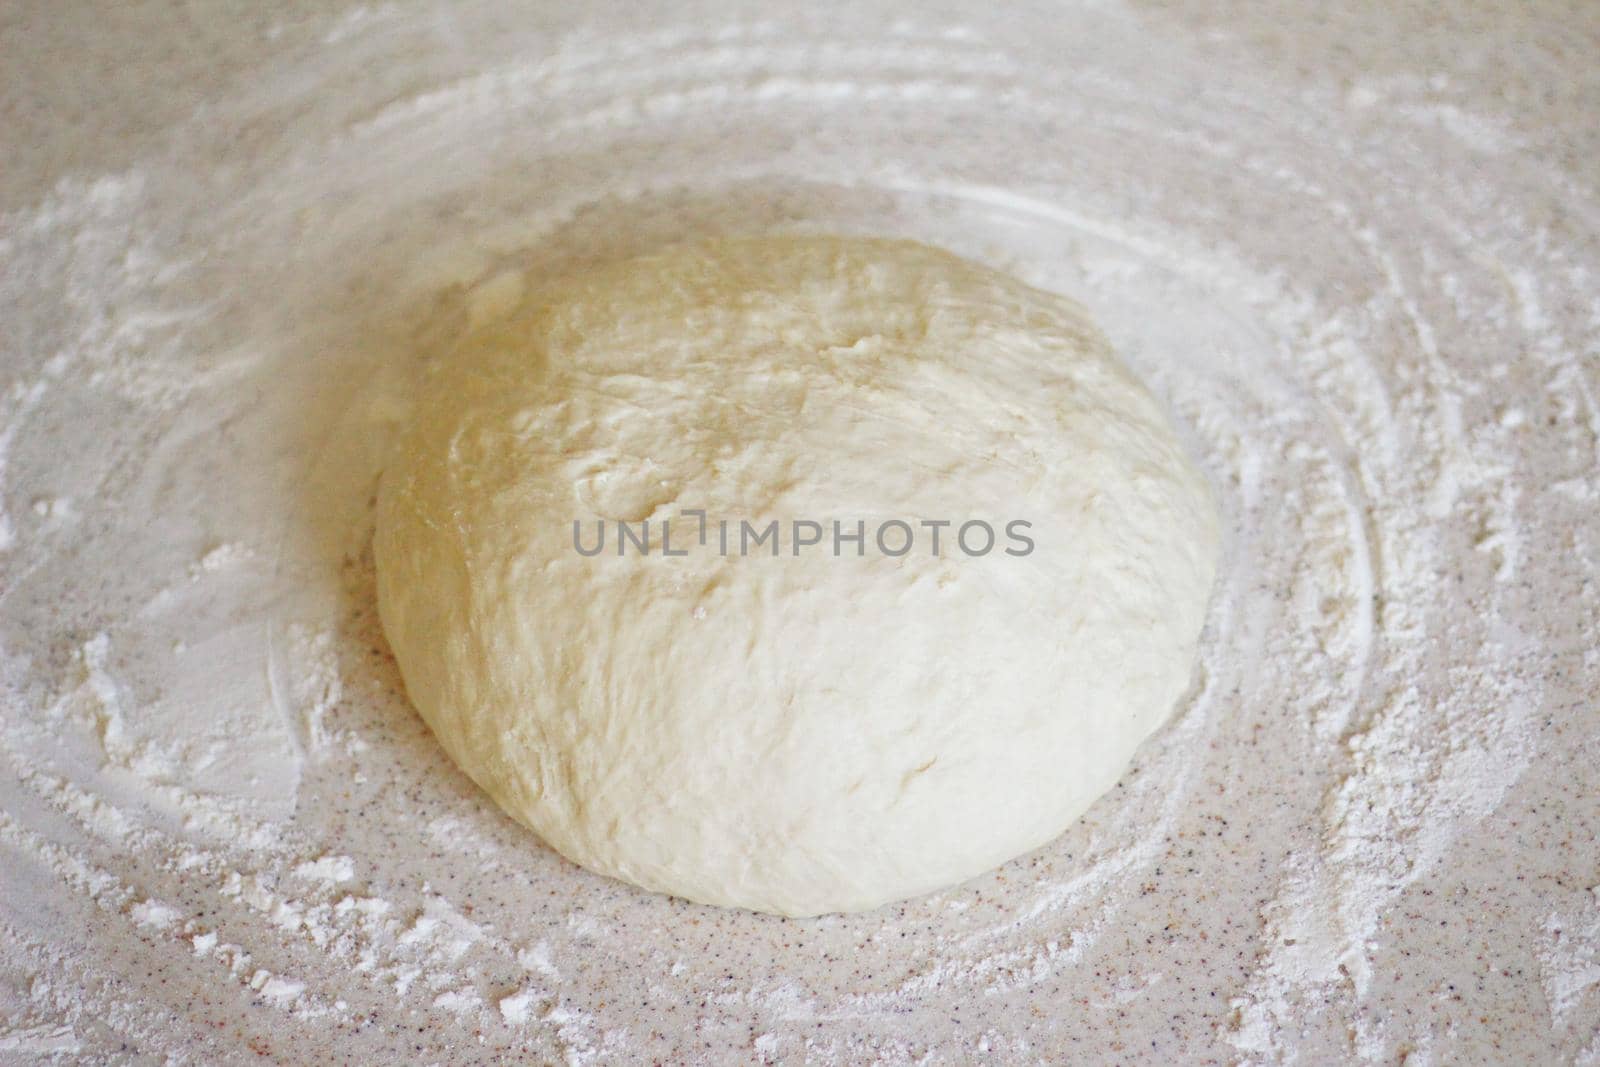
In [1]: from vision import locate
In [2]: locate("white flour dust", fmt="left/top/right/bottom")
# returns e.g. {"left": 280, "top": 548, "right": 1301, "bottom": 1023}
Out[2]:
{"left": 1, "top": 2, "right": 1597, "bottom": 1063}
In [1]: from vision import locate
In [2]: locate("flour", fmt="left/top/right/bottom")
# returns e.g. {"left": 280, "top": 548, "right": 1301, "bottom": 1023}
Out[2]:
{"left": 1544, "top": 888, "right": 1600, "bottom": 1029}
{"left": 0, "top": 1, "right": 1596, "bottom": 1063}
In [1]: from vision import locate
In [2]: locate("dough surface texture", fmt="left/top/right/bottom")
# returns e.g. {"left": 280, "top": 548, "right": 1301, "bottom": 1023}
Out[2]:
{"left": 375, "top": 236, "right": 1219, "bottom": 916}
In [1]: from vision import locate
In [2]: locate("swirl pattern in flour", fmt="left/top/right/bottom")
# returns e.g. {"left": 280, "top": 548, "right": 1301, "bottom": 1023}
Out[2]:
{"left": 0, "top": 4, "right": 1596, "bottom": 1063}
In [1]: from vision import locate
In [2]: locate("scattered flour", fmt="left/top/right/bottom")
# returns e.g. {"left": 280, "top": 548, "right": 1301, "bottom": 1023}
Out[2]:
{"left": 0, "top": 3, "right": 1594, "bottom": 1064}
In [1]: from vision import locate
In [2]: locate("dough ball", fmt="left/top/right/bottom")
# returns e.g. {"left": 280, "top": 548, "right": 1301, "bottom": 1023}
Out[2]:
{"left": 375, "top": 236, "right": 1219, "bottom": 916}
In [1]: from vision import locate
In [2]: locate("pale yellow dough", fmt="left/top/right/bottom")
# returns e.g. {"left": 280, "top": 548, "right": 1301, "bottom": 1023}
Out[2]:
{"left": 375, "top": 236, "right": 1219, "bottom": 916}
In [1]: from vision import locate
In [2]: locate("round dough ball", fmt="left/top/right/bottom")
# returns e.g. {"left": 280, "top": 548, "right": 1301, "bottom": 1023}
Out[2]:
{"left": 375, "top": 236, "right": 1219, "bottom": 916}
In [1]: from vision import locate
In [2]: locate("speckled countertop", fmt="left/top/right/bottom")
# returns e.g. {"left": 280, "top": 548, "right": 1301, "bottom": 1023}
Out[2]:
{"left": 1, "top": 2, "right": 1597, "bottom": 1064}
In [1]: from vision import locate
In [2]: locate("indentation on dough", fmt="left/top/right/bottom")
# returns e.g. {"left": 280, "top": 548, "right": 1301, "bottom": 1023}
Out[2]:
{"left": 573, "top": 460, "right": 678, "bottom": 522}
{"left": 900, "top": 758, "right": 938, "bottom": 791}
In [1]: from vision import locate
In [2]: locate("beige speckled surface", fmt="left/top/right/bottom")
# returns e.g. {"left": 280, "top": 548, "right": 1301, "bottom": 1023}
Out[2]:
{"left": 1, "top": 2, "right": 1596, "bottom": 1063}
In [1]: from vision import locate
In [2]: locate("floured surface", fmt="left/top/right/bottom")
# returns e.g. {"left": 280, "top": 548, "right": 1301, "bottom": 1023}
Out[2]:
{"left": 1, "top": 1, "right": 1597, "bottom": 1063}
